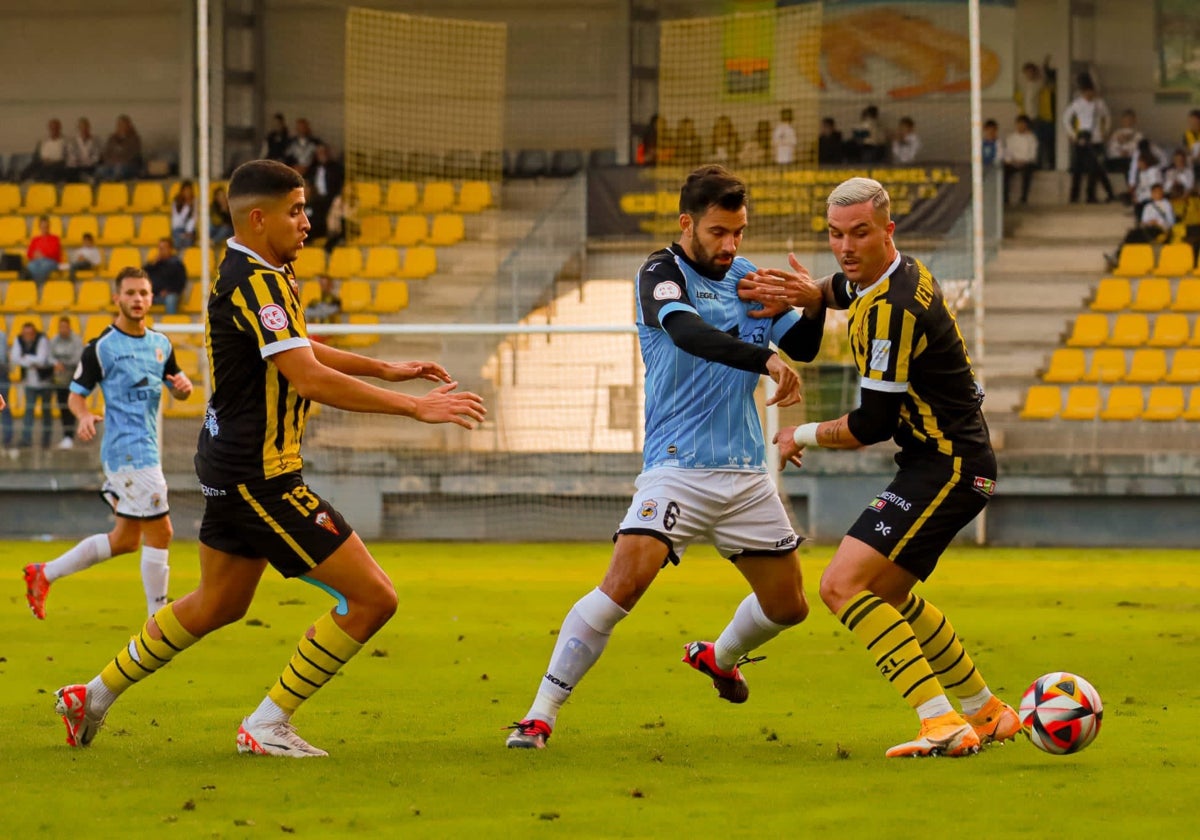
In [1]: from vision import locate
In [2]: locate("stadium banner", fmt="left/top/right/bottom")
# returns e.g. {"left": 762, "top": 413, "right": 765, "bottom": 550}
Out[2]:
{"left": 587, "top": 164, "right": 972, "bottom": 239}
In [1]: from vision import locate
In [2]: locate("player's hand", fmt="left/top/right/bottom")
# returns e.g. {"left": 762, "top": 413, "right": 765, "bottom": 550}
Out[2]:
{"left": 0, "top": 392, "right": 5, "bottom": 411}
{"left": 412, "top": 382, "right": 487, "bottom": 429}
{"left": 773, "top": 425, "right": 805, "bottom": 470}
{"left": 166, "top": 372, "right": 193, "bottom": 399}
{"left": 76, "top": 413, "right": 100, "bottom": 442}
{"left": 379, "top": 360, "right": 453, "bottom": 384}
{"left": 739, "top": 253, "right": 824, "bottom": 318}
{"left": 765, "top": 354, "right": 802, "bottom": 407}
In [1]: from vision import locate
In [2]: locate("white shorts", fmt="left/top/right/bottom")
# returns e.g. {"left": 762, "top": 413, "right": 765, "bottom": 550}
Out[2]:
{"left": 616, "top": 467, "right": 801, "bottom": 564}
{"left": 102, "top": 465, "right": 170, "bottom": 520}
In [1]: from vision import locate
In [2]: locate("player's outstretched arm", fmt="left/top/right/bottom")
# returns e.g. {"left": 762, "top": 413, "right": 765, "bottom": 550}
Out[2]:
{"left": 739, "top": 253, "right": 833, "bottom": 318}
{"left": 310, "top": 339, "right": 453, "bottom": 384}
{"left": 68, "top": 391, "right": 100, "bottom": 442}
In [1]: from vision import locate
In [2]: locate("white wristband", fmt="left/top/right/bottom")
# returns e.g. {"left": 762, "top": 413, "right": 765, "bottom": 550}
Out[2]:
{"left": 793, "top": 422, "right": 820, "bottom": 448}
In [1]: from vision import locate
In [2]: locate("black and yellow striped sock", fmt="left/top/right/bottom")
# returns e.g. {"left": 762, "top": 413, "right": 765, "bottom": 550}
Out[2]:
{"left": 837, "top": 592, "right": 943, "bottom": 710}
{"left": 100, "top": 604, "right": 199, "bottom": 695}
{"left": 268, "top": 612, "right": 364, "bottom": 713}
{"left": 900, "top": 593, "right": 988, "bottom": 700}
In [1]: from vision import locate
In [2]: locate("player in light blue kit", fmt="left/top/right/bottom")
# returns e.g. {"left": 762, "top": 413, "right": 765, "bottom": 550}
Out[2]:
{"left": 506, "top": 165, "right": 827, "bottom": 749}
{"left": 24, "top": 267, "right": 193, "bottom": 619}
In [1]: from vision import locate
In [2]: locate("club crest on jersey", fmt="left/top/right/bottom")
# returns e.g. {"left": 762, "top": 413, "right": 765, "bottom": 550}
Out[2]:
{"left": 314, "top": 510, "right": 339, "bottom": 535}
{"left": 973, "top": 476, "right": 996, "bottom": 496}
{"left": 653, "top": 281, "right": 682, "bottom": 301}
{"left": 638, "top": 500, "right": 659, "bottom": 521}
{"left": 259, "top": 303, "right": 289, "bottom": 332}
{"left": 869, "top": 339, "right": 892, "bottom": 372}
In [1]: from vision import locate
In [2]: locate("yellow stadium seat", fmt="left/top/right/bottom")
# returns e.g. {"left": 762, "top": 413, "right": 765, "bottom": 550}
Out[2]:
{"left": 1165, "top": 348, "right": 1200, "bottom": 382}
{"left": 1131, "top": 278, "right": 1172, "bottom": 311}
{"left": 1184, "top": 388, "right": 1200, "bottom": 421}
{"left": 134, "top": 215, "right": 171, "bottom": 247}
{"left": 348, "top": 181, "right": 381, "bottom": 212}
{"left": 36, "top": 279, "right": 75, "bottom": 313}
{"left": 419, "top": 181, "right": 455, "bottom": 214}
{"left": 173, "top": 347, "right": 203, "bottom": 379}
{"left": 1148, "top": 312, "right": 1190, "bottom": 347}
{"left": 298, "top": 280, "right": 321, "bottom": 309}
{"left": 1042, "top": 348, "right": 1086, "bottom": 383}
{"left": 76, "top": 280, "right": 112, "bottom": 312}
{"left": 1107, "top": 313, "right": 1149, "bottom": 347}
{"left": 427, "top": 213, "right": 464, "bottom": 246}
{"left": 0, "top": 216, "right": 27, "bottom": 248}
{"left": 62, "top": 215, "right": 100, "bottom": 247}
{"left": 327, "top": 247, "right": 363, "bottom": 279}
{"left": 2, "top": 281, "right": 38, "bottom": 312}
{"left": 391, "top": 214, "right": 428, "bottom": 246}
{"left": 1125, "top": 348, "right": 1167, "bottom": 383}
{"left": 1084, "top": 348, "right": 1126, "bottom": 383}
{"left": 1171, "top": 278, "right": 1200, "bottom": 311}
{"left": 164, "top": 393, "right": 206, "bottom": 418}
{"left": 56, "top": 183, "right": 94, "bottom": 214}
{"left": 129, "top": 182, "right": 167, "bottom": 214}
{"left": 1153, "top": 242, "right": 1195, "bottom": 277}
{"left": 104, "top": 246, "right": 144, "bottom": 276}
{"left": 1019, "top": 385, "right": 1060, "bottom": 420}
{"left": 384, "top": 181, "right": 418, "bottom": 213}
{"left": 1060, "top": 385, "right": 1101, "bottom": 420}
{"left": 454, "top": 180, "right": 493, "bottom": 213}
{"left": 361, "top": 247, "right": 400, "bottom": 279}
{"left": 182, "top": 246, "right": 210, "bottom": 278}
{"left": 338, "top": 279, "right": 372, "bottom": 313}
{"left": 1113, "top": 243, "right": 1154, "bottom": 277}
{"left": 291, "top": 247, "right": 327, "bottom": 279}
{"left": 1089, "top": 277, "right": 1131, "bottom": 312}
{"left": 371, "top": 280, "right": 409, "bottom": 313}
{"left": 182, "top": 283, "right": 205, "bottom": 315}
{"left": 1143, "top": 386, "right": 1184, "bottom": 421}
{"left": 99, "top": 214, "right": 136, "bottom": 246}
{"left": 398, "top": 246, "right": 437, "bottom": 279}
{"left": 357, "top": 215, "right": 393, "bottom": 246}
{"left": 1100, "top": 385, "right": 1144, "bottom": 420}
{"left": 84, "top": 316, "right": 114, "bottom": 343}
{"left": 93, "top": 182, "right": 129, "bottom": 213}
{"left": 0, "top": 184, "right": 22, "bottom": 214}
{"left": 335, "top": 314, "right": 380, "bottom": 348}
{"left": 1066, "top": 313, "right": 1109, "bottom": 347}
{"left": 19, "top": 183, "right": 58, "bottom": 215}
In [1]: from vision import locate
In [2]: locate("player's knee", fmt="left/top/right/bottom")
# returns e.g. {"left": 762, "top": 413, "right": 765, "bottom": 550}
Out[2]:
{"left": 356, "top": 579, "right": 398, "bottom": 628}
{"left": 764, "top": 594, "right": 809, "bottom": 627}
{"left": 818, "top": 572, "right": 856, "bottom": 614}
{"left": 108, "top": 533, "right": 140, "bottom": 556}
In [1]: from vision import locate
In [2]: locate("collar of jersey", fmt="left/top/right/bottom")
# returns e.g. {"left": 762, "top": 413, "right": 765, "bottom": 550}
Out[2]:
{"left": 227, "top": 238, "right": 285, "bottom": 272}
{"left": 854, "top": 252, "right": 903, "bottom": 298}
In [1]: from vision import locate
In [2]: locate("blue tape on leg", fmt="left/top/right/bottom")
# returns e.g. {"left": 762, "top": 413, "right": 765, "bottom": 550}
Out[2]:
{"left": 299, "top": 575, "right": 349, "bottom": 616}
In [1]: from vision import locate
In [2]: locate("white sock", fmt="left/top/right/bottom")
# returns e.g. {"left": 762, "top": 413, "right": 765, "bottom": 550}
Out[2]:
{"left": 713, "top": 594, "right": 789, "bottom": 672}
{"left": 245, "top": 696, "right": 290, "bottom": 728}
{"left": 526, "top": 588, "right": 628, "bottom": 727}
{"left": 86, "top": 675, "right": 118, "bottom": 715}
{"left": 916, "top": 695, "right": 956, "bottom": 720}
{"left": 140, "top": 546, "right": 170, "bottom": 617}
{"left": 44, "top": 534, "right": 112, "bottom": 582}
{"left": 959, "top": 686, "right": 994, "bottom": 716}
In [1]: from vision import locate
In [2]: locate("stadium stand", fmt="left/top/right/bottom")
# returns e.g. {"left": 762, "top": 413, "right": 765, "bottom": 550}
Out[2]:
{"left": 427, "top": 213, "right": 464, "bottom": 246}
{"left": 392, "top": 214, "right": 428, "bottom": 246}
{"left": 1148, "top": 312, "right": 1189, "bottom": 347}
{"left": 418, "top": 182, "right": 455, "bottom": 214}
{"left": 20, "top": 183, "right": 58, "bottom": 215}
{"left": 454, "top": 181, "right": 493, "bottom": 213}
{"left": 398, "top": 245, "right": 437, "bottom": 279}
{"left": 1100, "top": 386, "right": 1143, "bottom": 420}
{"left": 1171, "top": 278, "right": 1200, "bottom": 311}
{"left": 1084, "top": 348, "right": 1125, "bottom": 382}
{"left": 1090, "top": 277, "right": 1130, "bottom": 312}
{"left": 63, "top": 215, "right": 100, "bottom": 247}
{"left": 549, "top": 149, "right": 585, "bottom": 177}
{"left": 1060, "top": 385, "right": 1101, "bottom": 420}
{"left": 1043, "top": 348, "right": 1086, "bottom": 383}
{"left": 56, "top": 183, "right": 94, "bottom": 214}
{"left": 1125, "top": 348, "right": 1167, "bottom": 383}
{"left": 1111, "top": 243, "right": 1154, "bottom": 277}
{"left": 1107, "top": 313, "right": 1150, "bottom": 347}
{"left": 384, "top": 181, "right": 418, "bottom": 213}
{"left": 1130, "top": 278, "right": 1172, "bottom": 311}
{"left": 1143, "top": 386, "right": 1184, "bottom": 421}
{"left": 1020, "top": 385, "right": 1061, "bottom": 420}
{"left": 1066, "top": 313, "right": 1109, "bottom": 347}
{"left": 93, "top": 183, "right": 129, "bottom": 214}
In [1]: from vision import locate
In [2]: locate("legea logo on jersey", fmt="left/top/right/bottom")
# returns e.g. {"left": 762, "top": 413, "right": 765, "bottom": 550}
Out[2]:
{"left": 259, "top": 303, "right": 289, "bottom": 332}
{"left": 638, "top": 500, "right": 659, "bottom": 521}
{"left": 653, "top": 281, "right": 682, "bottom": 301}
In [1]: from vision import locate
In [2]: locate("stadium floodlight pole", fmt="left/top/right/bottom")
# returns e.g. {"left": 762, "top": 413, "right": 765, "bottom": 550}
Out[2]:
{"left": 968, "top": 0, "right": 987, "bottom": 545}
{"left": 197, "top": 0, "right": 213, "bottom": 403}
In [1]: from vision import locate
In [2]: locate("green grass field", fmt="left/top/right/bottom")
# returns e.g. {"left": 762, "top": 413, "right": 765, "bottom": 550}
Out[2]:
{"left": 0, "top": 541, "right": 1196, "bottom": 838}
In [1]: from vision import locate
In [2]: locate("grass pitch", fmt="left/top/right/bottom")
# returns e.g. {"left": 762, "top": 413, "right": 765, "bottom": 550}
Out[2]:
{"left": 0, "top": 541, "right": 1196, "bottom": 838}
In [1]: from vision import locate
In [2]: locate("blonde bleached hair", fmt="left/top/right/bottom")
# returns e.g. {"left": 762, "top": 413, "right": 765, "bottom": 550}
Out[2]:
{"left": 827, "top": 177, "right": 891, "bottom": 218}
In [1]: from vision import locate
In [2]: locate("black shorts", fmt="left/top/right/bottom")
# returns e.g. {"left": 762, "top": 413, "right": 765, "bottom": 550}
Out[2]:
{"left": 846, "top": 449, "right": 996, "bottom": 581}
{"left": 198, "top": 473, "right": 354, "bottom": 578}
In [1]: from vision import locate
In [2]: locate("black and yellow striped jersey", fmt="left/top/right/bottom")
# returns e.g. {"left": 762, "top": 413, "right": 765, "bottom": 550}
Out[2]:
{"left": 196, "top": 241, "right": 311, "bottom": 486}
{"left": 833, "top": 253, "right": 990, "bottom": 458}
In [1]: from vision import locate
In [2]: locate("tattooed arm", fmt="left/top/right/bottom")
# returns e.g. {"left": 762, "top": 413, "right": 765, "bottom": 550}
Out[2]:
{"left": 772, "top": 389, "right": 902, "bottom": 469}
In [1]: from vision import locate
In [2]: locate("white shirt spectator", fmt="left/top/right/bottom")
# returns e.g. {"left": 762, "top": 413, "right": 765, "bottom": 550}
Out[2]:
{"left": 1164, "top": 164, "right": 1195, "bottom": 196}
{"left": 1003, "top": 131, "right": 1038, "bottom": 166}
{"left": 70, "top": 242, "right": 102, "bottom": 268}
{"left": 772, "top": 121, "right": 797, "bottom": 165}
{"left": 891, "top": 132, "right": 921, "bottom": 164}
{"left": 1062, "top": 95, "right": 1111, "bottom": 141}
{"left": 1140, "top": 198, "right": 1175, "bottom": 230}
{"left": 1131, "top": 164, "right": 1163, "bottom": 205}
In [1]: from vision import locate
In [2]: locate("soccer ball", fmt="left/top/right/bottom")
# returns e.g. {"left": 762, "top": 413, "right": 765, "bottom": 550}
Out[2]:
{"left": 1019, "top": 671, "right": 1103, "bottom": 755}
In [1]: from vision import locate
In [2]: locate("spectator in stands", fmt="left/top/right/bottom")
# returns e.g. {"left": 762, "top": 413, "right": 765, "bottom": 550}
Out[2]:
{"left": 304, "top": 274, "right": 342, "bottom": 324}
{"left": 170, "top": 180, "right": 197, "bottom": 250}
{"left": 68, "top": 232, "right": 102, "bottom": 281}
{"left": 144, "top": 238, "right": 187, "bottom": 315}
{"left": 1126, "top": 137, "right": 1169, "bottom": 206}
{"left": 1003, "top": 115, "right": 1039, "bottom": 205}
{"left": 260, "top": 112, "right": 290, "bottom": 162}
{"left": 1063, "top": 77, "right": 1115, "bottom": 203}
{"left": 1183, "top": 109, "right": 1200, "bottom": 180}
{"left": 66, "top": 117, "right": 103, "bottom": 183}
{"left": 22, "top": 118, "right": 69, "bottom": 181}
{"left": 1164, "top": 148, "right": 1196, "bottom": 197}
{"left": 848, "top": 105, "right": 885, "bottom": 163}
{"left": 636, "top": 114, "right": 666, "bottom": 166}
{"left": 23, "top": 215, "right": 62, "bottom": 285}
{"left": 49, "top": 316, "right": 83, "bottom": 449}
{"left": 739, "top": 119, "right": 773, "bottom": 167}
{"left": 772, "top": 107, "right": 798, "bottom": 165}
{"left": 1176, "top": 184, "right": 1200, "bottom": 263}
{"left": 1129, "top": 148, "right": 1163, "bottom": 222}
{"left": 709, "top": 115, "right": 740, "bottom": 167}
{"left": 981, "top": 119, "right": 1003, "bottom": 168}
{"left": 0, "top": 324, "right": 11, "bottom": 454}
{"left": 11, "top": 321, "right": 54, "bottom": 449}
{"left": 817, "top": 117, "right": 845, "bottom": 165}
{"left": 286, "top": 118, "right": 320, "bottom": 176}
{"left": 307, "top": 144, "right": 344, "bottom": 239}
{"left": 674, "top": 118, "right": 703, "bottom": 167}
{"left": 1015, "top": 58, "right": 1056, "bottom": 169}
{"left": 1106, "top": 109, "right": 1143, "bottom": 176}
{"left": 890, "top": 116, "right": 920, "bottom": 164}
{"left": 95, "top": 115, "right": 143, "bottom": 181}
{"left": 1107, "top": 182, "right": 1176, "bottom": 270}
{"left": 323, "top": 184, "right": 358, "bottom": 253}
{"left": 210, "top": 186, "right": 233, "bottom": 245}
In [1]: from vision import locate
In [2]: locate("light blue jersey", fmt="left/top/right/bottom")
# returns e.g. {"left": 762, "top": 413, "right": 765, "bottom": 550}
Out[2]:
{"left": 635, "top": 244, "right": 800, "bottom": 472}
{"left": 70, "top": 325, "right": 180, "bottom": 472}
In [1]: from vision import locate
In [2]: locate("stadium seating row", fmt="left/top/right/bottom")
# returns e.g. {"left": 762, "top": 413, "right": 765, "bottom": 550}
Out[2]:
{"left": 1110, "top": 243, "right": 1200, "bottom": 279}
{"left": 1020, "top": 385, "right": 1200, "bottom": 421}
{"left": 1066, "top": 312, "right": 1200, "bottom": 348}
{"left": 1090, "top": 276, "right": 1200, "bottom": 312}
{"left": 1042, "top": 347, "right": 1200, "bottom": 384}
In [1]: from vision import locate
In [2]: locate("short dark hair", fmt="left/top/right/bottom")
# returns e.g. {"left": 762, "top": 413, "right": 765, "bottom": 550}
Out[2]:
{"left": 228, "top": 159, "right": 305, "bottom": 202}
{"left": 679, "top": 165, "right": 747, "bottom": 216}
{"left": 114, "top": 266, "right": 149, "bottom": 290}
{"left": 984, "top": 119, "right": 998, "bottom": 129}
